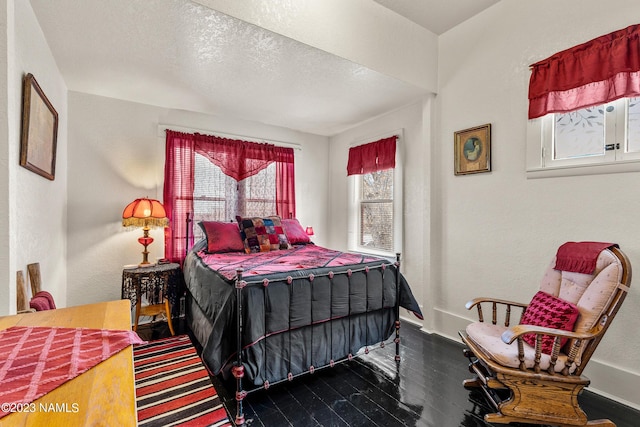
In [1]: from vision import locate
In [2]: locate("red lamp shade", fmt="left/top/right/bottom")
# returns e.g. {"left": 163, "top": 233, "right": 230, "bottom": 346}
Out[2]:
{"left": 122, "top": 198, "right": 169, "bottom": 266}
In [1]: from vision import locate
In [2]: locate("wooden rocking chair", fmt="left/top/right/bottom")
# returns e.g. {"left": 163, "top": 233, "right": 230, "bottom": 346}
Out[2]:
{"left": 459, "top": 243, "right": 632, "bottom": 427}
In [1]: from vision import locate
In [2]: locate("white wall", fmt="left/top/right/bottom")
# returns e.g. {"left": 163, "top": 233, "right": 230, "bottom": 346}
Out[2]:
{"left": 436, "top": 0, "right": 640, "bottom": 408}
{"left": 0, "top": 0, "right": 67, "bottom": 315}
{"left": 66, "top": 91, "right": 329, "bottom": 307}
{"left": 0, "top": 1, "right": 12, "bottom": 315}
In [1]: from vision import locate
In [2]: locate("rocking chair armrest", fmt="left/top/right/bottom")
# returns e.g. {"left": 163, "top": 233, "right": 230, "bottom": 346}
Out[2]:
{"left": 501, "top": 324, "right": 595, "bottom": 345}
{"left": 465, "top": 297, "right": 528, "bottom": 310}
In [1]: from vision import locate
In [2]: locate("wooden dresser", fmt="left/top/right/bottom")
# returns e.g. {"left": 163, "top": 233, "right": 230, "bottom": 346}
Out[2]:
{"left": 0, "top": 300, "right": 137, "bottom": 427}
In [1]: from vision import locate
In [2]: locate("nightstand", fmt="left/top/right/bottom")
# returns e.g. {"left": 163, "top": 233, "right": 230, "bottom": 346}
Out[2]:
{"left": 121, "top": 263, "right": 183, "bottom": 336}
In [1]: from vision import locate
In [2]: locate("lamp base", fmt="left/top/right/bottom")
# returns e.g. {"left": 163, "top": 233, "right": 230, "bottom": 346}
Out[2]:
{"left": 138, "top": 227, "right": 154, "bottom": 267}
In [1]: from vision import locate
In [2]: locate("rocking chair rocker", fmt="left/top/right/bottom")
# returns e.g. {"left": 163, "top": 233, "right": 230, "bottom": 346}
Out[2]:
{"left": 459, "top": 242, "right": 632, "bottom": 427}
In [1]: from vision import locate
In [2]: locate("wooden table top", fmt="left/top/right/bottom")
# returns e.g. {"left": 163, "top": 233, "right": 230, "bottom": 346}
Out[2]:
{"left": 0, "top": 300, "right": 137, "bottom": 427}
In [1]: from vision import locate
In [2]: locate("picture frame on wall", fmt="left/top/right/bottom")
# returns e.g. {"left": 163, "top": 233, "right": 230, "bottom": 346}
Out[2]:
{"left": 454, "top": 123, "right": 491, "bottom": 176}
{"left": 20, "top": 73, "right": 58, "bottom": 181}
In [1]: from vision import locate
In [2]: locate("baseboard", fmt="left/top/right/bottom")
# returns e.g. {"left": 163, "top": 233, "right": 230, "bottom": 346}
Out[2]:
{"left": 428, "top": 307, "right": 640, "bottom": 411}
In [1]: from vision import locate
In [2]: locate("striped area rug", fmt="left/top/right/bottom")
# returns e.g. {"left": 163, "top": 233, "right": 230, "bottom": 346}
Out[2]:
{"left": 134, "top": 335, "right": 231, "bottom": 427}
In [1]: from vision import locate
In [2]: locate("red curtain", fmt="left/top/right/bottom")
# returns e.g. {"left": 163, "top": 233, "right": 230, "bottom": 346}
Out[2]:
{"left": 163, "top": 130, "right": 296, "bottom": 262}
{"left": 346, "top": 136, "right": 397, "bottom": 176}
{"left": 529, "top": 24, "right": 640, "bottom": 119}
{"left": 163, "top": 130, "right": 195, "bottom": 263}
{"left": 275, "top": 146, "right": 296, "bottom": 219}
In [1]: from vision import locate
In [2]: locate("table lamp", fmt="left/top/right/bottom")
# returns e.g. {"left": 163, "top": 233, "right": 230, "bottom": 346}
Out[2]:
{"left": 122, "top": 198, "right": 169, "bottom": 266}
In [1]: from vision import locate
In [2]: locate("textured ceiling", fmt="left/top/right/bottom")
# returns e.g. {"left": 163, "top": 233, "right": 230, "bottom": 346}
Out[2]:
{"left": 28, "top": 0, "right": 495, "bottom": 136}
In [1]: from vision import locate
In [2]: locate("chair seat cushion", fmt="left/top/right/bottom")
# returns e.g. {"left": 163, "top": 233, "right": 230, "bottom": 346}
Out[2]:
{"left": 466, "top": 322, "right": 576, "bottom": 373}
{"left": 520, "top": 291, "right": 579, "bottom": 354}
{"left": 34, "top": 290, "right": 56, "bottom": 309}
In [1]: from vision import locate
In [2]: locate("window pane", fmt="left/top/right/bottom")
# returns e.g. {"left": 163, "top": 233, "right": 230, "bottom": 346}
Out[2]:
{"left": 360, "top": 202, "right": 393, "bottom": 252}
{"left": 192, "top": 154, "right": 276, "bottom": 240}
{"left": 554, "top": 107, "right": 605, "bottom": 159}
{"left": 361, "top": 170, "right": 393, "bottom": 200}
{"left": 627, "top": 97, "right": 640, "bottom": 153}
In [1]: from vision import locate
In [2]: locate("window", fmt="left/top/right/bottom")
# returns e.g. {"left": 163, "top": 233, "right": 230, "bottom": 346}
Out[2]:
{"left": 347, "top": 134, "right": 403, "bottom": 256}
{"left": 192, "top": 153, "right": 276, "bottom": 241}
{"left": 358, "top": 169, "right": 394, "bottom": 252}
{"left": 163, "top": 129, "right": 295, "bottom": 262}
{"left": 527, "top": 96, "right": 640, "bottom": 175}
{"left": 526, "top": 25, "right": 640, "bottom": 177}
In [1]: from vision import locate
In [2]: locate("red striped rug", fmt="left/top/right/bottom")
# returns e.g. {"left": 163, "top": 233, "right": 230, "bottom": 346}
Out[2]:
{"left": 134, "top": 335, "right": 231, "bottom": 427}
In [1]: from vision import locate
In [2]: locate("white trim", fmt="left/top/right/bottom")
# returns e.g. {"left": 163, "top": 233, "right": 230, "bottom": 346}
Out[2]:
{"left": 157, "top": 124, "right": 302, "bottom": 150}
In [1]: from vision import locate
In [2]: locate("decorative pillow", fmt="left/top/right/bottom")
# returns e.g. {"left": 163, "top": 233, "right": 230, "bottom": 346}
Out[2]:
{"left": 199, "top": 221, "right": 245, "bottom": 253}
{"left": 282, "top": 218, "right": 311, "bottom": 245}
{"left": 237, "top": 215, "right": 291, "bottom": 253}
{"left": 519, "top": 291, "right": 580, "bottom": 355}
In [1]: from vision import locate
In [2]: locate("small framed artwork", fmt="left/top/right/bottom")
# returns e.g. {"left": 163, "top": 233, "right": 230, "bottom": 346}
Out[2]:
{"left": 20, "top": 73, "right": 58, "bottom": 180}
{"left": 454, "top": 123, "right": 491, "bottom": 176}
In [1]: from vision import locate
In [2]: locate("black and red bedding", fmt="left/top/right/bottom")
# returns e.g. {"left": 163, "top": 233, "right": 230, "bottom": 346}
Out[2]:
{"left": 183, "top": 239, "right": 422, "bottom": 388}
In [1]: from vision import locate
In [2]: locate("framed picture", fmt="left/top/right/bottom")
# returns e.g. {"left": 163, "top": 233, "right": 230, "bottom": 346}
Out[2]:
{"left": 454, "top": 123, "right": 491, "bottom": 175}
{"left": 20, "top": 73, "right": 58, "bottom": 180}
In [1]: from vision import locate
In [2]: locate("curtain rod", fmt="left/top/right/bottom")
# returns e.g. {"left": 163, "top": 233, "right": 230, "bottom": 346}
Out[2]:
{"left": 157, "top": 124, "right": 302, "bottom": 150}
{"left": 349, "top": 128, "right": 403, "bottom": 147}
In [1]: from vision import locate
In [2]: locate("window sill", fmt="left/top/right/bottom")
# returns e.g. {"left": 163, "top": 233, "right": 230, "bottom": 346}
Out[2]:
{"left": 526, "top": 160, "right": 640, "bottom": 179}
{"left": 348, "top": 247, "right": 400, "bottom": 261}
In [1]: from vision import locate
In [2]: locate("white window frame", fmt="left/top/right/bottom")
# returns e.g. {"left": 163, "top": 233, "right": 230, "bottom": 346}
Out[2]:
{"left": 347, "top": 130, "right": 403, "bottom": 257}
{"left": 526, "top": 97, "right": 640, "bottom": 178}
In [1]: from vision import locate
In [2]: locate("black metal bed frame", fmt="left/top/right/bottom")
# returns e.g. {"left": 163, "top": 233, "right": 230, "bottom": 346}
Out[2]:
{"left": 184, "top": 213, "right": 403, "bottom": 425}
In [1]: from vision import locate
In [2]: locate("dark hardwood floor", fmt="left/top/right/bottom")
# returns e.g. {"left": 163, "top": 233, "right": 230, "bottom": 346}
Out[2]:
{"left": 137, "top": 319, "right": 640, "bottom": 427}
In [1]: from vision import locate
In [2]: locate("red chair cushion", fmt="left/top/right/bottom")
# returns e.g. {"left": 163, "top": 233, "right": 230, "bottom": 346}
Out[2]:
{"left": 29, "top": 296, "right": 52, "bottom": 311}
{"left": 34, "top": 291, "right": 56, "bottom": 309}
{"left": 520, "top": 291, "right": 580, "bottom": 354}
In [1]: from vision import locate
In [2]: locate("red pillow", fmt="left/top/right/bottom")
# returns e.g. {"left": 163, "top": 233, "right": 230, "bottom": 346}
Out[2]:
{"left": 519, "top": 291, "right": 580, "bottom": 354}
{"left": 34, "top": 291, "right": 56, "bottom": 309}
{"left": 30, "top": 296, "right": 53, "bottom": 311}
{"left": 199, "top": 221, "right": 245, "bottom": 253}
{"left": 282, "top": 218, "right": 311, "bottom": 245}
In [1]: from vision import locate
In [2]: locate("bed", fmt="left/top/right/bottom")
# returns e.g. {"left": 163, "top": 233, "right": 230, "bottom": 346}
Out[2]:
{"left": 182, "top": 217, "right": 422, "bottom": 424}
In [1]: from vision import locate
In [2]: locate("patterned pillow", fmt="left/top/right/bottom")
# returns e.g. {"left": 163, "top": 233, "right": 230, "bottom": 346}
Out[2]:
{"left": 237, "top": 216, "right": 291, "bottom": 253}
{"left": 282, "top": 218, "right": 311, "bottom": 245}
{"left": 519, "top": 291, "right": 580, "bottom": 354}
{"left": 198, "top": 221, "right": 245, "bottom": 253}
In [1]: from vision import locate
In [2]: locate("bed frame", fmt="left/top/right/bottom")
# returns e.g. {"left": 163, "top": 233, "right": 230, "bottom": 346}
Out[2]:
{"left": 184, "top": 214, "right": 404, "bottom": 425}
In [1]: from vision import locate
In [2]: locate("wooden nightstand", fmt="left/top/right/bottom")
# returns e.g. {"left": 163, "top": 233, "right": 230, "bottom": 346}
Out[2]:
{"left": 121, "top": 263, "right": 183, "bottom": 336}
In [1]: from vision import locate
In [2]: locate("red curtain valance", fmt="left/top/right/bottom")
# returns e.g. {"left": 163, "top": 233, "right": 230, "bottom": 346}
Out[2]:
{"left": 529, "top": 24, "right": 640, "bottom": 119}
{"left": 193, "top": 132, "right": 281, "bottom": 181}
{"left": 347, "top": 136, "right": 397, "bottom": 176}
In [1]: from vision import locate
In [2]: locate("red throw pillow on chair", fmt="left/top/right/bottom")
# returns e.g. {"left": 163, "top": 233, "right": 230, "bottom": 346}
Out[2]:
{"left": 519, "top": 291, "right": 580, "bottom": 354}
{"left": 34, "top": 291, "right": 56, "bottom": 309}
{"left": 30, "top": 295, "right": 52, "bottom": 311}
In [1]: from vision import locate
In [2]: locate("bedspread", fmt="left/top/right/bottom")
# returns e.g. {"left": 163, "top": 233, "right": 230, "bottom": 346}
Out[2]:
{"left": 184, "top": 240, "right": 422, "bottom": 384}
